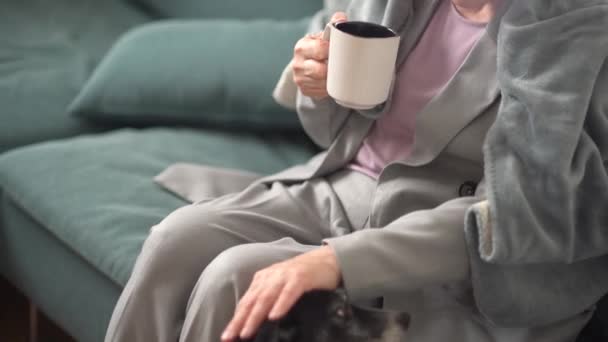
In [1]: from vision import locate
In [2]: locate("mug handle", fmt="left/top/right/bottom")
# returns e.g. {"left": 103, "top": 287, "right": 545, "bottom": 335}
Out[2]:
{"left": 322, "top": 22, "right": 333, "bottom": 41}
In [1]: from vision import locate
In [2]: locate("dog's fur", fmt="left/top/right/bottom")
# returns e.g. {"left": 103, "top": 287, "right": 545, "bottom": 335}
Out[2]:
{"left": 242, "top": 290, "right": 410, "bottom": 342}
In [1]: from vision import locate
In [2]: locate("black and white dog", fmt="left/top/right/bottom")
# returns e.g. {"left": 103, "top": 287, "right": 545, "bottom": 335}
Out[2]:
{"left": 242, "top": 290, "right": 410, "bottom": 342}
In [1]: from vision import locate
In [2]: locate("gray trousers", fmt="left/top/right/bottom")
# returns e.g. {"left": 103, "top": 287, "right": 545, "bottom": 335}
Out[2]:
{"left": 105, "top": 169, "right": 592, "bottom": 342}
{"left": 105, "top": 169, "right": 375, "bottom": 342}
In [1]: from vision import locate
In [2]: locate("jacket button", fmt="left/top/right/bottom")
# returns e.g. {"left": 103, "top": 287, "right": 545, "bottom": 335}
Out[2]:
{"left": 459, "top": 181, "right": 478, "bottom": 197}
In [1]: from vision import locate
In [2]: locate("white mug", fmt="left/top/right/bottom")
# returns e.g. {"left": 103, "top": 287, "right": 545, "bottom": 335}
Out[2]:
{"left": 322, "top": 21, "right": 400, "bottom": 110}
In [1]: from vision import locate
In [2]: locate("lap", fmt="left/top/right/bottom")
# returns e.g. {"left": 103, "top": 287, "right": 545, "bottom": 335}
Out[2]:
{"left": 200, "top": 238, "right": 316, "bottom": 282}
{"left": 163, "top": 171, "right": 589, "bottom": 342}
{"left": 156, "top": 169, "right": 373, "bottom": 247}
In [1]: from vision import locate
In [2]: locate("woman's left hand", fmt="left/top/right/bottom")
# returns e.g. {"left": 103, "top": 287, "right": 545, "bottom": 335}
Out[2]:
{"left": 221, "top": 246, "right": 342, "bottom": 341}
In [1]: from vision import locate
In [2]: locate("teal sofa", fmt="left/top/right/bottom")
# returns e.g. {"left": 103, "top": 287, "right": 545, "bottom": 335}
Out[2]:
{"left": 0, "top": 1, "right": 604, "bottom": 342}
{"left": 0, "top": 0, "right": 320, "bottom": 341}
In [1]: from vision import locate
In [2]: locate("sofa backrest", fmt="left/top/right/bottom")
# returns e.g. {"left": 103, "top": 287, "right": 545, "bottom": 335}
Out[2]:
{"left": 130, "top": 0, "right": 324, "bottom": 20}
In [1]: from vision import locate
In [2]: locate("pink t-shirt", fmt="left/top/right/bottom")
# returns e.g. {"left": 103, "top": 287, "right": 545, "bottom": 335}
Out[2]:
{"left": 349, "top": 0, "right": 487, "bottom": 179}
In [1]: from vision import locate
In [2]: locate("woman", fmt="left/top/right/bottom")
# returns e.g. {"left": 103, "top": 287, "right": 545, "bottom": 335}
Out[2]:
{"left": 105, "top": 0, "right": 595, "bottom": 341}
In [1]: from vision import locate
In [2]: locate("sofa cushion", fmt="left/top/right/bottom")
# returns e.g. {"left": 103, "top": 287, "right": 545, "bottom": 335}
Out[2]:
{"left": 69, "top": 19, "right": 308, "bottom": 130}
{"left": 0, "top": 128, "right": 315, "bottom": 286}
{"left": 132, "top": 0, "right": 322, "bottom": 20}
{"left": 0, "top": 0, "right": 150, "bottom": 153}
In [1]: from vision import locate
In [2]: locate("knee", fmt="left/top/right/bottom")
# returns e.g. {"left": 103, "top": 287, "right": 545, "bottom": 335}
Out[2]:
{"left": 151, "top": 205, "right": 209, "bottom": 237}
{"left": 201, "top": 238, "right": 299, "bottom": 286}
{"left": 200, "top": 244, "right": 263, "bottom": 290}
{"left": 147, "top": 204, "right": 225, "bottom": 250}
{"left": 181, "top": 246, "right": 268, "bottom": 340}
{"left": 184, "top": 245, "right": 262, "bottom": 315}
{"left": 136, "top": 205, "right": 237, "bottom": 276}
{"left": 186, "top": 240, "right": 299, "bottom": 316}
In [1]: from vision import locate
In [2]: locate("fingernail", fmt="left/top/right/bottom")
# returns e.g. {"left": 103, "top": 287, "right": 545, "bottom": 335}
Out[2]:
{"left": 268, "top": 310, "right": 280, "bottom": 320}
{"left": 221, "top": 331, "right": 233, "bottom": 341}
{"left": 241, "top": 328, "right": 253, "bottom": 339}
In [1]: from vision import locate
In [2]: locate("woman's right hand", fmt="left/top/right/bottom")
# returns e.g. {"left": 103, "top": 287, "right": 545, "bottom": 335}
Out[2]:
{"left": 292, "top": 12, "right": 347, "bottom": 99}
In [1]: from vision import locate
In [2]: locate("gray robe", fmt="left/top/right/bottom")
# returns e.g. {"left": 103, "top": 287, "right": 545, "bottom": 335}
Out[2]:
{"left": 464, "top": 0, "right": 608, "bottom": 327}
{"left": 156, "top": 0, "right": 608, "bottom": 328}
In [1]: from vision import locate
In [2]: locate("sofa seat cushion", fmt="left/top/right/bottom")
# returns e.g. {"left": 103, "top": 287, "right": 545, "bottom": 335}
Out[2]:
{"left": 0, "top": 128, "right": 315, "bottom": 286}
{"left": 0, "top": 0, "right": 150, "bottom": 153}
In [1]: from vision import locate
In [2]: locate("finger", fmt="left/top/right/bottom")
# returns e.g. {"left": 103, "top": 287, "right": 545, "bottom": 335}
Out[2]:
{"left": 222, "top": 289, "right": 258, "bottom": 341}
{"left": 300, "top": 83, "right": 328, "bottom": 93}
{"left": 300, "top": 86, "right": 328, "bottom": 95}
{"left": 293, "top": 62, "right": 327, "bottom": 82}
{"left": 295, "top": 77, "right": 326, "bottom": 88}
{"left": 307, "top": 92, "right": 329, "bottom": 100}
{"left": 295, "top": 80, "right": 328, "bottom": 95}
{"left": 293, "top": 74, "right": 326, "bottom": 92}
{"left": 330, "top": 12, "right": 348, "bottom": 24}
{"left": 305, "top": 89, "right": 330, "bottom": 100}
{"left": 302, "top": 59, "right": 328, "bottom": 80}
{"left": 302, "top": 89, "right": 328, "bottom": 98}
{"left": 240, "top": 286, "right": 284, "bottom": 339}
{"left": 305, "top": 31, "right": 323, "bottom": 39}
{"left": 268, "top": 281, "right": 303, "bottom": 321}
{"left": 294, "top": 36, "right": 329, "bottom": 61}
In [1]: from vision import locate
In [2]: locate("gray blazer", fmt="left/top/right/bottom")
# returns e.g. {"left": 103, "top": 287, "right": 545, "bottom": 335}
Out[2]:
{"left": 265, "top": 0, "right": 503, "bottom": 303}
{"left": 156, "top": 0, "right": 507, "bottom": 325}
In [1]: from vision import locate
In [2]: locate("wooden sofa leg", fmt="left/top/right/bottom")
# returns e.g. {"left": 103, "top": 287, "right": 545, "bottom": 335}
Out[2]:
{"left": 29, "top": 301, "right": 38, "bottom": 342}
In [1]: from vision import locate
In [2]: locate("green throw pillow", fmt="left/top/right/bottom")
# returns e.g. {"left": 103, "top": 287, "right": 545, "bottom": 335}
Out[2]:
{"left": 131, "top": 0, "right": 322, "bottom": 20}
{"left": 69, "top": 19, "right": 308, "bottom": 130}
